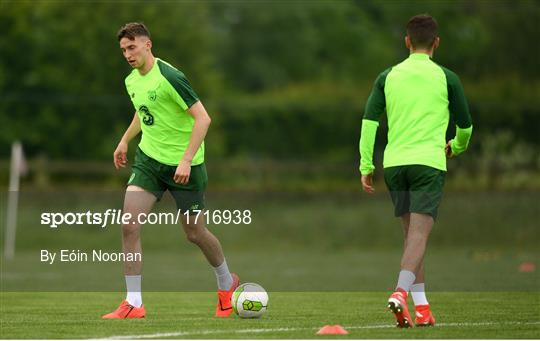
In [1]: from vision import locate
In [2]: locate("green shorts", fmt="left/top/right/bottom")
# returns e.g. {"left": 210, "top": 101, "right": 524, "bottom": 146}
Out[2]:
{"left": 128, "top": 147, "right": 208, "bottom": 213}
{"left": 383, "top": 165, "right": 446, "bottom": 219}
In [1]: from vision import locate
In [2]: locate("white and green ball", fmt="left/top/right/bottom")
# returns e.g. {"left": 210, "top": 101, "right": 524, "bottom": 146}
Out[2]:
{"left": 231, "top": 283, "right": 268, "bottom": 318}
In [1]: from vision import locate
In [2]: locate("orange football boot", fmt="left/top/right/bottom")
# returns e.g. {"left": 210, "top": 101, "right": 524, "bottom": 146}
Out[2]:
{"left": 102, "top": 300, "right": 146, "bottom": 319}
{"left": 387, "top": 289, "right": 414, "bottom": 328}
{"left": 215, "top": 273, "right": 240, "bottom": 317}
{"left": 415, "top": 304, "right": 435, "bottom": 326}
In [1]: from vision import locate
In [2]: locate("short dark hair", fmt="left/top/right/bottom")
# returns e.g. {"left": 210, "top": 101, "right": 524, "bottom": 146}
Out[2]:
{"left": 406, "top": 14, "right": 438, "bottom": 49}
{"left": 117, "top": 22, "right": 151, "bottom": 41}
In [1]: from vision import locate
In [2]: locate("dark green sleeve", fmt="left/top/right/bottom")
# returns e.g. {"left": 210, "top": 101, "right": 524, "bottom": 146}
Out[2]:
{"left": 441, "top": 66, "right": 472, "bottom": 128}
{"left": 363, "top": 68, "right": 391, "bottom": 121}
{"left": 158, "top": 60, "right": 199, "bottom": 108}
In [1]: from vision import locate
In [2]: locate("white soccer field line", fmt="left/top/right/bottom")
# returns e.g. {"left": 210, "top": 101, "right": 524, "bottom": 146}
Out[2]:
{"left": 98, "top": 321, "right": 540, "bottom": 339}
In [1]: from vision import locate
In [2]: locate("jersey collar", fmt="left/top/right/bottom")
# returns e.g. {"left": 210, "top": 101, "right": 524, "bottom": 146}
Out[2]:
{"left": 408, "top": 53, "right": 431, "bottom": 60}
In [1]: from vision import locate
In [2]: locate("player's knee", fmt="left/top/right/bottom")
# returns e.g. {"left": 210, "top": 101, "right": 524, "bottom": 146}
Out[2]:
{"left": 122, "top": 220, "right": 140, "bottom": 237}
{"left": 185, "top": 229, "right": 203, "bottom": 245}
{"left": 406, "top": 232, "right": 429, "bottom": 248}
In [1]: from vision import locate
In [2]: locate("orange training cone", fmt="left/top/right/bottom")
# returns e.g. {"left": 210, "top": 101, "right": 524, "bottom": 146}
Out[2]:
{"left": 316, "top": 325, "right": 349, "bottom": 335}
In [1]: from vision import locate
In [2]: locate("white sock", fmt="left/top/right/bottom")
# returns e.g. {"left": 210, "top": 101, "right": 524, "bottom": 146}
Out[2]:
{"left": 396, "top": 270, "right": 416, "bottom": 293}
{"left": 213, "top": 260, "right": 233, "bottom": 290}
{"left": 125, "top": 275, "right": 142, "bottom": 307}
{"left": 411, "top": 283, "right": 429, "bottom": 306}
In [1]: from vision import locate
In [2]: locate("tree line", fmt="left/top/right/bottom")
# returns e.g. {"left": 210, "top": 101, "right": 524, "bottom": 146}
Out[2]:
{"left": 2, "top": 1, "right": 539, "bottom": 176}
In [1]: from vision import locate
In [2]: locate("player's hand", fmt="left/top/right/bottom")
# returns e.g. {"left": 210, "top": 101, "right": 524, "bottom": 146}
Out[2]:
{"left": 361, "top": 173, "right": 375, "bottom": 194}
{"left": 445, "top": 140, "right": 455, "bottom": 158}
{"left": 113, "top": 141, "right": 128, "bottom": 170}
{"left": 174, "top": 159, "right": 191, "bottom": 184}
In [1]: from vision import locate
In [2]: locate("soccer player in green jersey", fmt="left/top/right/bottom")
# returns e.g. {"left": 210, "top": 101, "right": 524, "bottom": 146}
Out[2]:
{"left": 359, "top": 14, "right": 473, "bottom": 327}
{"left": 103, "top": 23, "right": 239, "bottom": 319}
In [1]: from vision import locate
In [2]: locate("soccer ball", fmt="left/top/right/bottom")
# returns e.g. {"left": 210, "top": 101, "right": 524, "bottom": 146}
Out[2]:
{"left": 231, "top": 283, "right": 268, "bottom": 318}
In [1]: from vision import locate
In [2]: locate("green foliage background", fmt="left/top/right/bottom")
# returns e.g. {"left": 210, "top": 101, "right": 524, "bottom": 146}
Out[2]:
{"left": 1, "top": 0, "right": 539, "bottom": 182}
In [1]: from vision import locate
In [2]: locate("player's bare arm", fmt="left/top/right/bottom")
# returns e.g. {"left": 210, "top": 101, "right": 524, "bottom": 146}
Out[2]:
{"left": 114, "top": 111, "right": 141, "bottom": 169}
{"left": 174, "top": 101, "right": 212, "bottom": 184}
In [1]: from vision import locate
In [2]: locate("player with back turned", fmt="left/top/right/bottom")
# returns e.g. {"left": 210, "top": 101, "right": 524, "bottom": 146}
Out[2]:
{"left": 103, "top": 23, "right": 239, "bottom": 319}
{"left": 359, "top": 14, "right": 473, "bottom": 327}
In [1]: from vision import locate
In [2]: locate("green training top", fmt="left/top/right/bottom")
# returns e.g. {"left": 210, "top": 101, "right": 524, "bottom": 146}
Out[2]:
{"left": 359, "top": 53, "right": 473, "bottom": 175}
{"left": 125, "top": 57, "right": 203, "bottom": 166}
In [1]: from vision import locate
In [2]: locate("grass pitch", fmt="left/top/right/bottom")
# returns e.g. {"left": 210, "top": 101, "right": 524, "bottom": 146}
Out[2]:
{"left": 1, "top": 292, "right": 539, "bottom": 339}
